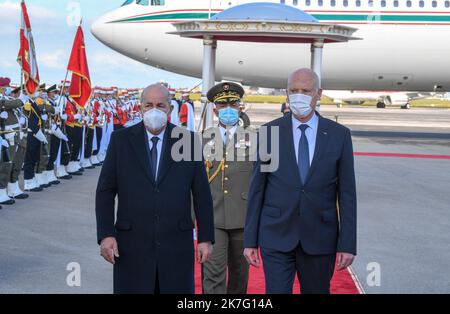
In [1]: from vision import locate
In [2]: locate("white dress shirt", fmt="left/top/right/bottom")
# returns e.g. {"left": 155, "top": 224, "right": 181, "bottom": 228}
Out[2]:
{"left": 219, "top": 125, "right": 237, "bottom": 146}
{"left": 292, "top": 113, "right": 319, "bottom": 166}
{"left": 146, "top": 128, "right": 165, "bottom": 180}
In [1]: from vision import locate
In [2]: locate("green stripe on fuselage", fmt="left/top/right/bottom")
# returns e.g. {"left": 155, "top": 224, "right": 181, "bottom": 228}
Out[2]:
{"left": 110, "top": 12, "right": 450, "bottom": 23}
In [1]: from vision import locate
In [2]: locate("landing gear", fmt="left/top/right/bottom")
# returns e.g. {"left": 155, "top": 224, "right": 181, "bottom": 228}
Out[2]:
{"left": 376, "top": 102, "right": 386, "bottom": 109}
{"left": 239, "top": 112, "right": 251, "bottom": 128}
{"left": 401, "top": 103, "right": 411, "bottom": 109}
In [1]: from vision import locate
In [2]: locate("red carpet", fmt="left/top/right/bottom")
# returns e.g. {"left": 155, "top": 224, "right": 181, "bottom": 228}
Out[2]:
{"left": 194, "top": 247, "right": 360, "bottom": 294}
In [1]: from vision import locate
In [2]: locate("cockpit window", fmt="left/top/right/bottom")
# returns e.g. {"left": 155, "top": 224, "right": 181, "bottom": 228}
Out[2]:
{"left": 121, "top": 0, "right": 133, "bottom": 6}
{"left": 122, "top": 0, "right": 165, "bottom": 6}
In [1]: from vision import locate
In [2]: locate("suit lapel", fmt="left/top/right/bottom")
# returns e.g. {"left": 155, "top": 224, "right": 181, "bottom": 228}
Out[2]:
{"left": 305, "top": 114, "right": 330, "bottom": 185}
{"left": 156, "top": 123, "right": 175, "bottom": 186}
{"left": 129, "top": 122, "right": 156, "bottom": 185}
{"left": 281, "top": 114, "right": 302, "bottom": 185}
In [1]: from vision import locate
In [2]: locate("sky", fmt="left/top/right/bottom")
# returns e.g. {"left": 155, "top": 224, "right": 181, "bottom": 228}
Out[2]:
{"left": 0, "top": 0, "right": 200, "bottom": 89}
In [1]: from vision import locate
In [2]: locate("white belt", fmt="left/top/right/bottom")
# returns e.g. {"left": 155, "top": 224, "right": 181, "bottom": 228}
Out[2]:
{"left": 5, "top": 123, "right": 20, "bottom": 130}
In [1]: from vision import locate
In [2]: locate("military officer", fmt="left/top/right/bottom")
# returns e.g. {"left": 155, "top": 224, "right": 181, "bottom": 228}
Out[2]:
{"left": 201, "top": 82, "right": 256, "bottom": 294}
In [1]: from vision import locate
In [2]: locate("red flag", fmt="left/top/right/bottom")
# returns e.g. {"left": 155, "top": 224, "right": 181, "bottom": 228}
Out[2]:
{"left": 17, "top": 0, "right": 40, "bottom": 95}
{"left": 68, "top": 25, "right": 92, "bottom": 108}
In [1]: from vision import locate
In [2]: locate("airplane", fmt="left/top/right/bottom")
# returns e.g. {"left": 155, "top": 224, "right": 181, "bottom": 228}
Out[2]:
{"left": 91, "top": 0, "right": 450, "bottom": 108}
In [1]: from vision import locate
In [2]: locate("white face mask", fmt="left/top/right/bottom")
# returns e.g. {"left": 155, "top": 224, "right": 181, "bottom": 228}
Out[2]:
{"left": 143, "top": 108, "right": 168, "bottom": 131}
{"left": 288, "top": 93, "right": 314, "bottom": 118}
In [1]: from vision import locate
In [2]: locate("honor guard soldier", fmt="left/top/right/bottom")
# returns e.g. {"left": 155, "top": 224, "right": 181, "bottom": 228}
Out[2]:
{"left": 44, "top": 84, "right": 68, "bottom": 184}
{"left": 0, "top": 78, "right": 25, "bottom": 205}
{"left": 201, "top": 82, "right": 256, "bottom": 294}
{"left": 55, "top": 82, "right": 73, "bottom": 180}
{"left": 64, "top": 90, "right": 84, "bottom": 175}
{"left": 82, "top": 97, "right": 96, "bottom": 169}
{"left": 1, "top": 84, "right": 29, "bottom": 201}
{"left": 23, "top": 84, "right": 56, "bottom": 192}
{"left": 89, "top": 89, "right": 103, "bottom": 166}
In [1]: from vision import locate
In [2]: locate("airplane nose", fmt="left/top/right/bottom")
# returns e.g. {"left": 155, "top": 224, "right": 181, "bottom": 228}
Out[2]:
{"left": 91, "top": 14, "right": 114, "bottom": 47}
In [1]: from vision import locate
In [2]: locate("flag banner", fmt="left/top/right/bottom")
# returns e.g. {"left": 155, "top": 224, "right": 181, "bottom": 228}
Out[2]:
{"left": 17, "top": 0, "right": 40, "bottom": 96}
{"left": 68, "top": 25, "right": 92, "bottom": 108}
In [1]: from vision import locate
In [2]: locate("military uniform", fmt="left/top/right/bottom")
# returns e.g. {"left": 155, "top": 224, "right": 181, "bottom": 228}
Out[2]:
{"left": 81, "top": 100, "right": 96, "bottom": 169}
{"left": 89, "top": 94, "right": 103, "bottom": 166}
{"left": 23, "top": 85, "right": 56, "bottom": 192}
{"left": 54, "top": 92, "right": 74, "bottom": 180}
{"left": 0, "top": 94, "right": 23, "bottom": 204}
{"left": 64, "top": 97, "right": 83, "bottom": 175}
{"left": 201, "top": 82, "right": 255, "bottom": 294}
{"left": 43, "top": 85, "right": 69, "bottom": 184}
{"left": 3, "top": 87, "right": 29, "bottom": 200}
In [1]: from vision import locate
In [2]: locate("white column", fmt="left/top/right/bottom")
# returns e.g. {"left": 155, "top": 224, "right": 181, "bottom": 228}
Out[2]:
{"left": 207, "top": 41, "right": 217, "bottom": 129}
{"left": 311, "top": 39, "right": 324, "bottom": 112}
{"left": 200, "top": 37, "right": 217, "bottom": 131}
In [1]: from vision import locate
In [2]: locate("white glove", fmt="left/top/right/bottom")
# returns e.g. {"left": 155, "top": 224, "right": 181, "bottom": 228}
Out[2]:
{"left": 0, "top": 111, "right": 8, "bottom": 119}
{"left": 33, "top": 129, "right": 48, "bottom": 144}
{"left": 19, "top": 93, "right": 29, "bottom": 104}
{"left": 19, "top": 117, "right": 26, "bottom": 125}
{"left": 52, "top": 126, "right": 68, "bottom": 142}
{"left": 54, "top": 107, "right": 61, "bottom": 114}
{"left": 74, "top": 114, "right": 82, "bottom": 120}
{"left": 61, "top": 114, "right": 68, "bottom": 120}
{"left": 84, "top": 116, "right": 91, "bottom": 123}
{"left": 1, "top": 139, "right": 9, "bottom": 148}
{"left": 41, "top": 114, "right": 48, "bottom": 121}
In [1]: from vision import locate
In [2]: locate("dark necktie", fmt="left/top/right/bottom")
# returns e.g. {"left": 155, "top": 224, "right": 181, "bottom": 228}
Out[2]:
{"left": 150, "top": 137, "right": 159, "bottom": 181}
{"left": 298, "top": 124, "right": 310, "bottom": 185}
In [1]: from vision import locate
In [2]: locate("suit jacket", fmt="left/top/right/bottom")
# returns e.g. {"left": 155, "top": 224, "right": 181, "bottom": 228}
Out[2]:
{"left": 95, "top": 122, "right": 214, "bottom": 294}
{"left": 244, "top": 113, "right": 357, "bottom": 255}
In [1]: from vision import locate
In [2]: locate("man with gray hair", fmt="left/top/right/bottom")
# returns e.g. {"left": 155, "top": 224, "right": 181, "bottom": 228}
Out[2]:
{"left": 96, "top": 83, "right": 215, "bottom": 294}
{"left": 244, "top": 68, "right": 357, "bottom": 294}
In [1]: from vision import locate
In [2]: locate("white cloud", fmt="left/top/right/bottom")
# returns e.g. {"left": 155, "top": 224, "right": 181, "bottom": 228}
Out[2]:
{"left": 0, "top": 59, "right": 16, "bottom": 68}
{"left": 90, "top": 50, "right": 147, "bottom": 71}
{"left": 0, "top": 0, "right": 59, "bottom": 34}
{"left": 39, "top": 49, "right": 67, "bottom": 69}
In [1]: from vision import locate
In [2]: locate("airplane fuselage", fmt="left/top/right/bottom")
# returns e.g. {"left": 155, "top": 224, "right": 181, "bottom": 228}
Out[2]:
{"left": 91, "top": 0, "right": 450, "bottom": 91}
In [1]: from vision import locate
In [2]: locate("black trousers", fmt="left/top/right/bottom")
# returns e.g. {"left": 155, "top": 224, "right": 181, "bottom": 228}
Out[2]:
{"left": 84, "top": 127, "right": 94, "bottom": 159}
{"left": 66, "top": 125, "right": 83, "bottom": 162}
{"left": 47, "top": 134, "right": 60, "bottom": 171}
{"left": 23, "top": 133, "right": 41, "bottom": 180}
{"left": 92, "top": 126, "right": 103, "bottom": 156}
{"left": 261, "top": 242, "right": 336, "bottom": 294}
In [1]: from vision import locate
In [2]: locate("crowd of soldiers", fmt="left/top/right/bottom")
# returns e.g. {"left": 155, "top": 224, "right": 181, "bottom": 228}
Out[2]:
{"left": 0, "top": 77, "right": 202, "bottom": 210}
{"left": 0, "top": 77, "right": 143, "bottom": 209}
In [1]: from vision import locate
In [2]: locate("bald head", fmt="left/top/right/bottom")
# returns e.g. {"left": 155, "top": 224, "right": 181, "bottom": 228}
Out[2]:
{"left": 141, "top": 84, "right": 171, "bottom": 106}
{"left": 287, "top": 68, "right": 320, "bottom": 93}
{"left": 286, "top": 68, "right": 322, "bottom": 121}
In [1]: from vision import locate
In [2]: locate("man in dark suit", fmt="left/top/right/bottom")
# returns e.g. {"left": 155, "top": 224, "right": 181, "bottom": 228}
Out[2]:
{"left": 96, "top": 84, "right": 214, "bottom": 294}
{"left": 244, "top": 69, "right": 357, "bottom": 294}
